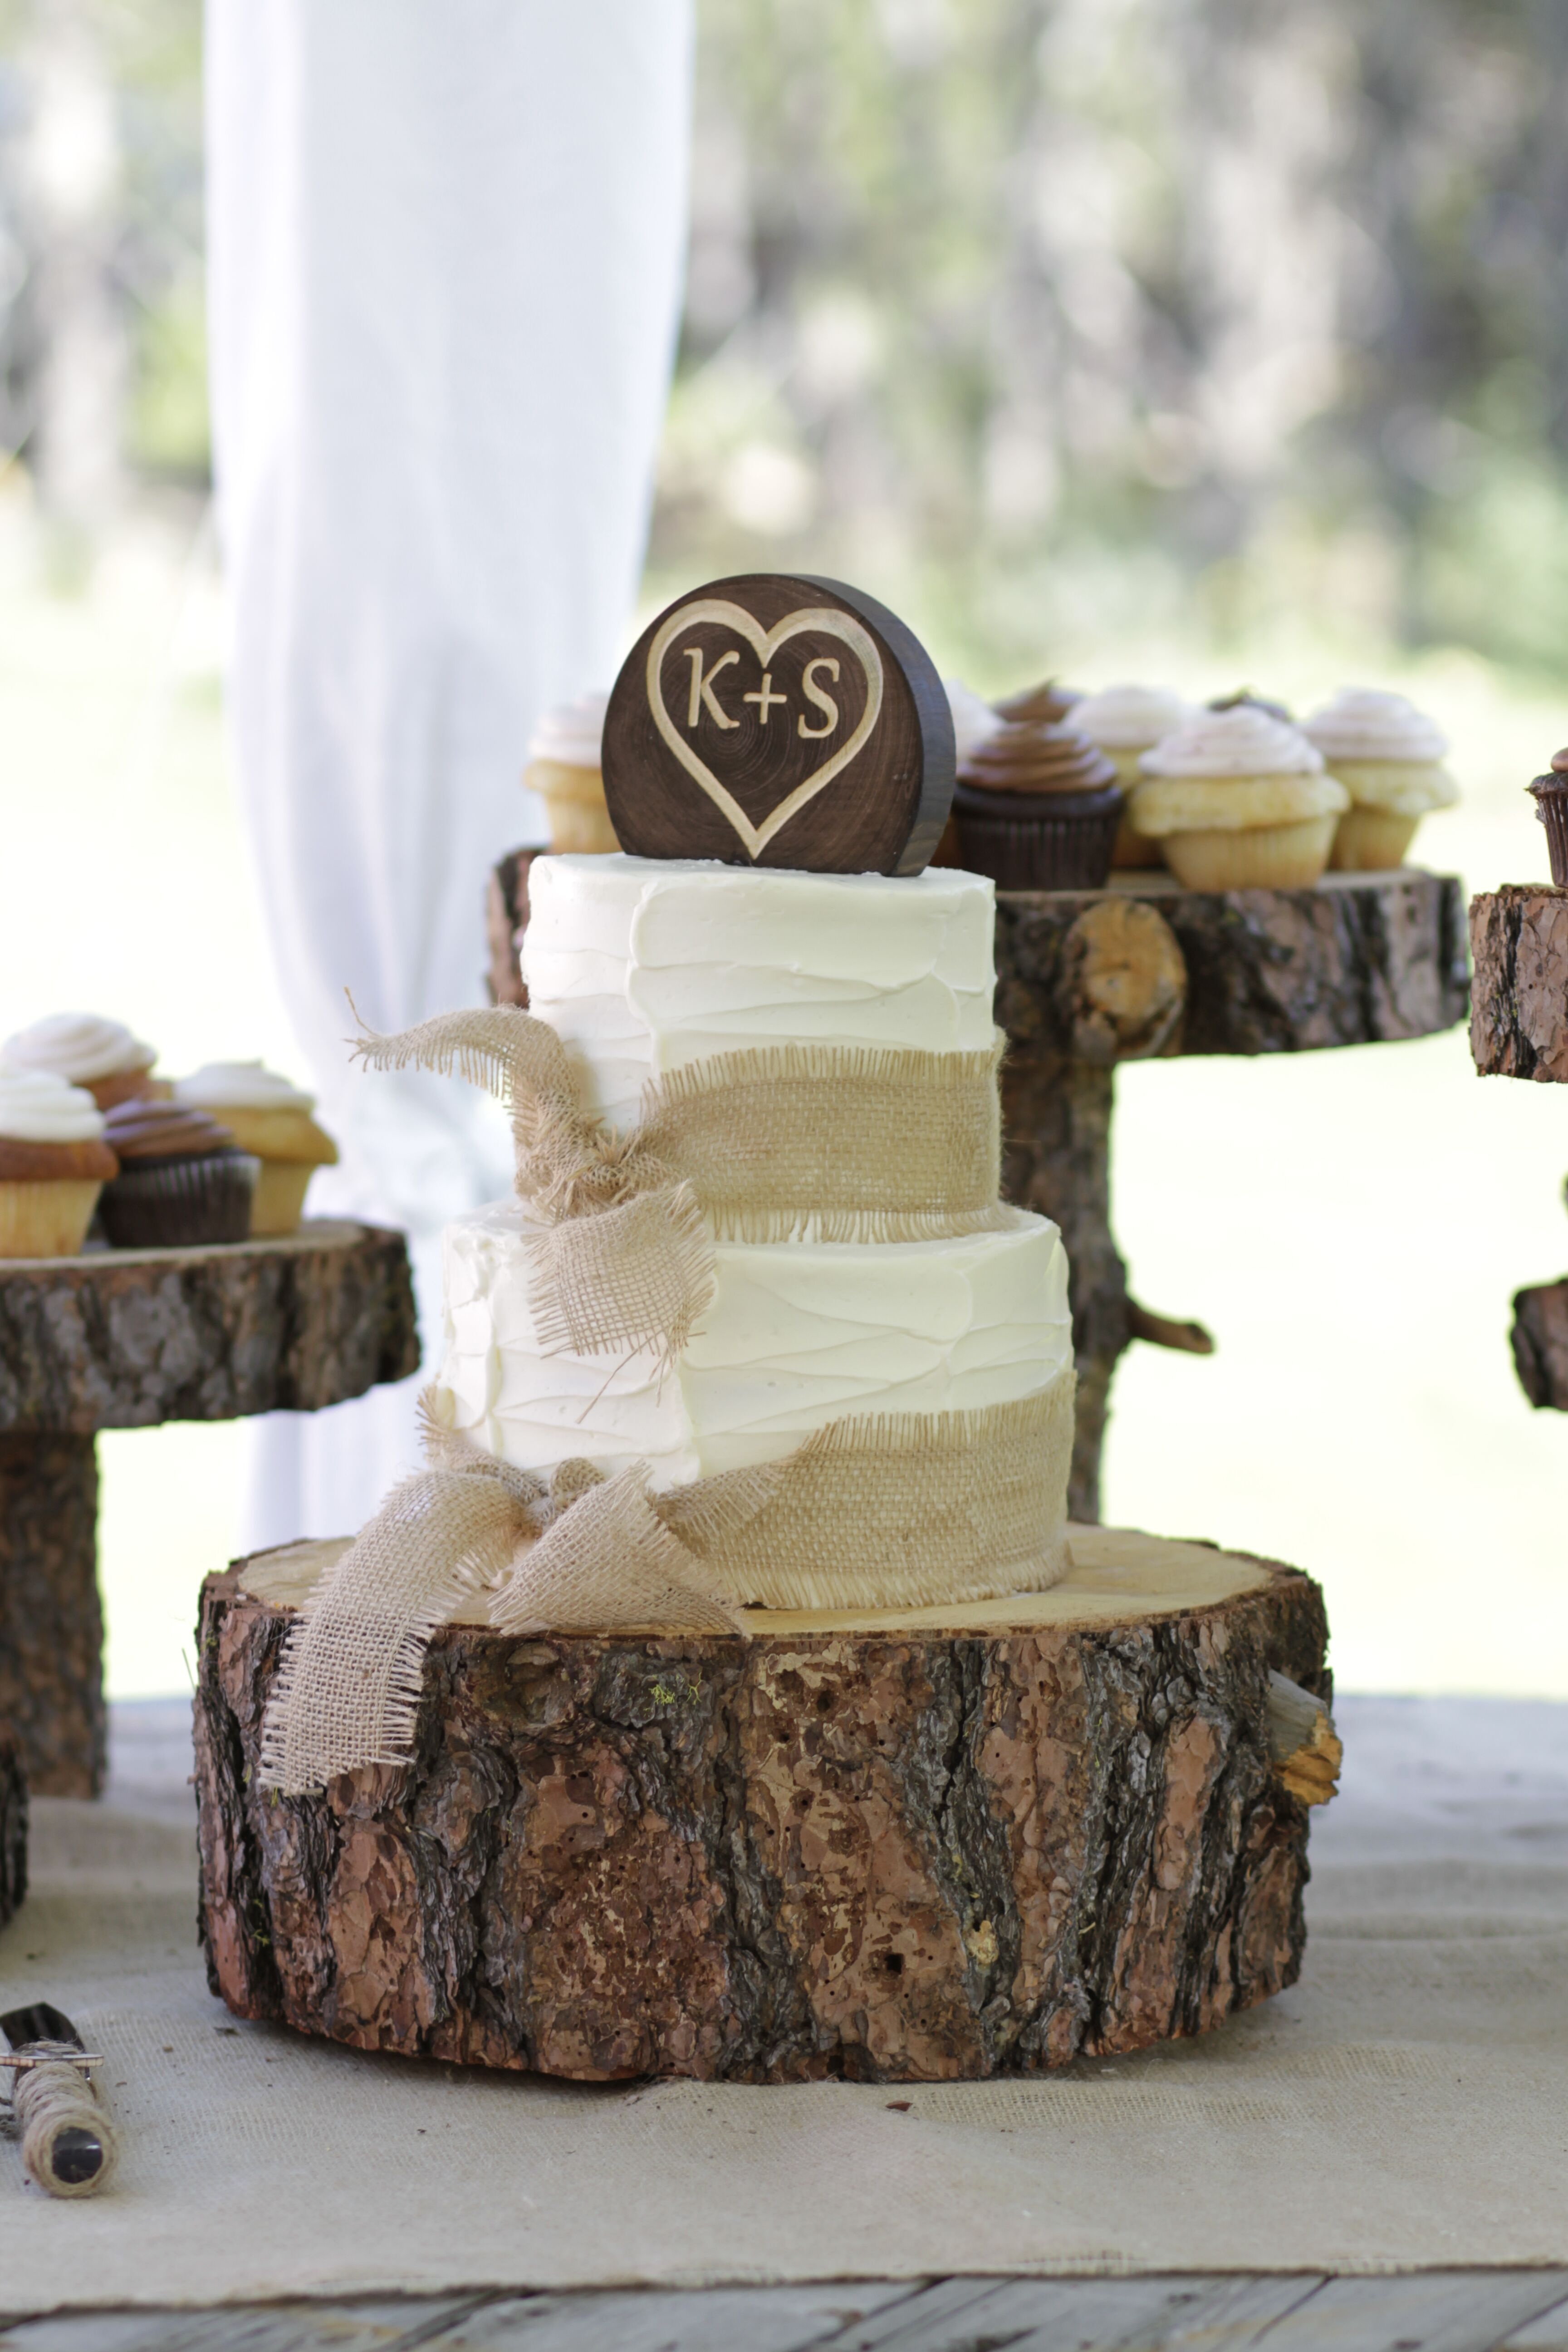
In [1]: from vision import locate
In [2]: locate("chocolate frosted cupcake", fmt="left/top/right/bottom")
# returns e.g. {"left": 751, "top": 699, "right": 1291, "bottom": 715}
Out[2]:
{"left": 954, "top": 721, "right": 1122, "bottom": 890}
{"left": 98, "top": 1099, "right": 259, "bottom": 1247}
{"left": 1527, "top": 747, "right": 1568, "bottom": 885}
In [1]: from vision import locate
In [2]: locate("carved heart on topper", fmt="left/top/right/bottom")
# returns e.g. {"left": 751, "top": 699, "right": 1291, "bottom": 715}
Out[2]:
{"left": 604, "top": 571, "right": 953, "bottom": 876}
{"left": 644, "top": 598, "right": 885, "bottom": 860}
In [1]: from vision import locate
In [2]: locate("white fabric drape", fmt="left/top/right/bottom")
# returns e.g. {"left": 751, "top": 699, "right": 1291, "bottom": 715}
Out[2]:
{"left": 205, "top": 0, "right": 694, "bottom": 1548}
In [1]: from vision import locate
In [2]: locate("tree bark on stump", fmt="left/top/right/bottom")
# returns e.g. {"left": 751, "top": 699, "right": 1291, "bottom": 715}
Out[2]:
{"left": 1513, "top": 1279, "right": 1568, "bottom": 1411}
{"left": 1469, "top": 886, "right": 1568, "bottom": 1083}
{"left": 0, "top": 1723, "right": 26, "bottom": 1928}
{"left": 196, "top": 1530, "right": 1330, "bottom": 2086}
{"left": 0, "top": 1434, "right": 102, "bottom": 1798}
{"left": 0, "top": 1221, "right": 419, "bottom": 1433}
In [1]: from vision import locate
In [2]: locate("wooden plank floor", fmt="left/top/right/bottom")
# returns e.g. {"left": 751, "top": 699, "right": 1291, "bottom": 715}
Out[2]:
{"left": 4, "top": 2274, "right": 1568, "bottom": 2352}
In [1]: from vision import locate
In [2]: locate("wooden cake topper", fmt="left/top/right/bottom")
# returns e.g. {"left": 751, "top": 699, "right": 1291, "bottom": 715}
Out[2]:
{"left": 602, "top": 574, "right": 955, "bottom": 874}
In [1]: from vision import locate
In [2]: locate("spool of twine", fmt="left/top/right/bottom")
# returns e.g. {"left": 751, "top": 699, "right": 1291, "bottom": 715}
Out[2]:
{"left": 12, "top": 2050, "right": 118, "bottom": 2197}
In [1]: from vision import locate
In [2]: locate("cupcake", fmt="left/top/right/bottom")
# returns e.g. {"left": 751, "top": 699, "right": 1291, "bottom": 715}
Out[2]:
{"left": 174, "top": 1062, "right": 338, "bottom": 1235}
{"left": 1207, "top": 688, "right": 1295, "bottom": 723}
{"left": 1526, "top": 747, "right": 1568, "bottom": 886}
{"left": 1301, "top": 688, "right": 1460, "bottom": 871}
{"left": 1127, "top": 707, "right": 1348, "bottom": 890}
{"left": 524, "top": 692, "right": 617, "bottom": 853}
{"left": 1072, "top": 684, "right": 1195, "bottom": 870}
{"left": 0, "top": 1071, "right": 118, "bottom": 1258}
{"left": 2, "top": 1012, "right": 157, "bottom": 1109}
{"left": 954, "top": 720, "right": 1122, "bottom": 890}
{"left": 944, "top": 678, "right": 1004, "bottom": 766}
{"left": 992, "top": 679, "right": 1082, "bottom": 725}
{"left": 98, "top": 1099, "right": 258, "bottom": 1248}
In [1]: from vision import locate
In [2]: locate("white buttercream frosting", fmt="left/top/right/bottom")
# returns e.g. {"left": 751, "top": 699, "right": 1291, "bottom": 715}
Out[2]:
{"left": 3, "top": 1012, "right": 154, "bottom": 1084}
{"left": 1302, "top": 688, "right": 1449, "bottom": 764}
{"left": 435, "top": 1201, "right": 1072, "bottom": 1486}
{"left": 1138, "top": 706, "right": 1323, "bottom": 779}
{"left": 527, "top": 691, "right": 608, "bottom": 770}
{"left": 522, "top": 854, "right": 998, "bottom": 1129}
{"left": 1072, "top": 683, "right": 1193, "bottom": 750}
{"left": 175, "top": 1060, "right": 315, "bottom": 1112}
{"left": 945, "top": 678, "right": 1004, "bottom": 765}
{"left": 0, "top": 1069, "right": 107, "bottom": 1143}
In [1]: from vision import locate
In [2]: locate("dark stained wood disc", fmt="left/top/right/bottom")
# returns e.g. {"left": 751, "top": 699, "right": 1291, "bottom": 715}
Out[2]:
{"left": 602, "top": 574, "right": 955, "bottom": 875}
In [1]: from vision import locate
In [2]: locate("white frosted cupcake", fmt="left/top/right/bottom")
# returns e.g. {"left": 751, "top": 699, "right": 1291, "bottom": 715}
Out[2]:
{"left": 1127, "top": 708, "right": 1349, "bottom": 890}
{"left": 0, "top": 1070, "right": 118, "bottom": 1256}
{"left": 524, "top": 692, "right": 616, "bottom": 853}
{"left": 1073, "top": 685, "right": 1196, "bottom": 868}
{"left": 174, "top": 1061, "right": 338, "bottom": 1235}
{"left": 944, "top": 678, "right": 1004, "bottom": 767}
{"left": 1302, "top": 689, "right": 1459, "bottom": 871}
{"left": 2, "top": 1012, "right": 157, "bottom": 1109}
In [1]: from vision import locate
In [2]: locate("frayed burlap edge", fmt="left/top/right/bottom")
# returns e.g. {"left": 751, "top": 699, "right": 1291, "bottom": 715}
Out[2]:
{"left": 261, "top": 1371, "right": 1074, "bottom": 1794}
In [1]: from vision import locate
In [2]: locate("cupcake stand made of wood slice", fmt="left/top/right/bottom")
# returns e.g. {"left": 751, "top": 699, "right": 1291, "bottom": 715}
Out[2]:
{"left": 1470, "top": 883, "right": 1568, "bottom": 1408}
{"left": 0, "top": 1221, "right": 419, "bottom": 1796}
{"left": 489, "top": 853, "right": 1469, "bottom": 1519}
{"left": 185, "top": 871, "right": 1414, "bottom": 2086}
{"left": 195, "top": 1528, "right": 1338, "bottom": 2085}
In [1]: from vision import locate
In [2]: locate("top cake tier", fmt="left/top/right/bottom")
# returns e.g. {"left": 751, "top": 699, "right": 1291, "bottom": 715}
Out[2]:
{"left": 521, "top": 853, "right": 998, "bottom": 1129}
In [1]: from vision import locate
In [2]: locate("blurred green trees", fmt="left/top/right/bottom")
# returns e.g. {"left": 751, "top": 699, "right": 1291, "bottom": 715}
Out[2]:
{"left": 3, "top": 0, "right": 1567, "bottom": 679}
{"left": 656, "top": 0, "right": 1568, "bottom": 683}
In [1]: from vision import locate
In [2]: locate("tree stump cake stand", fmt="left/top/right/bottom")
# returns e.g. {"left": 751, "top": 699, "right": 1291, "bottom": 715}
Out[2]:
{"left": 0, "top": 1221, "right": 419, "bottom": 1797}
{"left": 1470, "top": 884, "right": 1568, "bottom": 1409}
{"left": 489, "top": 857, "right": 1468, "bottom": 1515}
{"left": 195, "top": 1528, "right": 1335, "bottom": 2084}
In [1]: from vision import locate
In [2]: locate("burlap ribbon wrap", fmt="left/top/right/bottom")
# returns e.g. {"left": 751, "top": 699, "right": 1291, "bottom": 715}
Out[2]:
{"left": 258, "top": 1003, "right": 1075, "bottom": 1795}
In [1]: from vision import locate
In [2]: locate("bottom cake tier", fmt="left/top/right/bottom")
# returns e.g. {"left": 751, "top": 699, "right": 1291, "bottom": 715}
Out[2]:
{"left": 196, "top": 1528, "right": 1333, "bottom": 2085}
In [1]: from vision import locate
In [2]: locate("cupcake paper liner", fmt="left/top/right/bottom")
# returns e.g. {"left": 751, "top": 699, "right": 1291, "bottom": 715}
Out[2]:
{"left": 98, "top": 1150, "right": 260, "bottom": 1249}
{"left": 953, "top": 780, "right": 1123, "bottom": 891}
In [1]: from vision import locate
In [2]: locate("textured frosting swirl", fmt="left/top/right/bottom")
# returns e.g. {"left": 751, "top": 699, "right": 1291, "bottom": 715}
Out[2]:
{"left": 527, "top": 691, "right": 608, "bottom": 769}
{"left": 1139, "top": 707, "right": 1323, "bottom": 779}
{"left": 944, "top": 678, "right": 1004, "bottom": 765}
{"left": 176, "top": 1060, "right": 314, "bottom": 1112}
{"left": 3, "top": 1012, "right": 155, "bottom": 1083}
{"left": 992, "top": 679, "right": 1081, "bottom": 725}
{"left": 958, "top": 720, "right": 1117, "bottom": 797}
{"left": 1207, "top": 689, "right": 1294, "bottom": 724}
{"left": 1073, "top": 683, "right": 1193, "bottom": 750}
{"left": 103, "top": 1098, "right": 236, "bottom": 1162}
{"left": 0, "top": 1069, "right": 108, "bottom": 1143}
{"left": 1303, "top": 688, "right": 1449, "bottom": 764}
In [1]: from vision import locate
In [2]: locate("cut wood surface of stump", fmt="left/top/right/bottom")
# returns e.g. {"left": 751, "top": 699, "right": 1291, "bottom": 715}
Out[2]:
{"left": 0, "top": 1722, "right": 26, "bottom": 1929}
{"left": 196, "top": 1529, "right": 1331, "bottom": 2086}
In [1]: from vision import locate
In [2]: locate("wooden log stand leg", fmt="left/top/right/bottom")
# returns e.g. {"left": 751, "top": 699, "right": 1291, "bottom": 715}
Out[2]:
{"left": 1001, "top": 1053, "right": 1126, "bottom": 1523}
{"left": 0, "top": 1434, "right": 104, "bottom": 1799}
{"left": 0, "top": 1723, "right": 26, "bottom": 1927}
